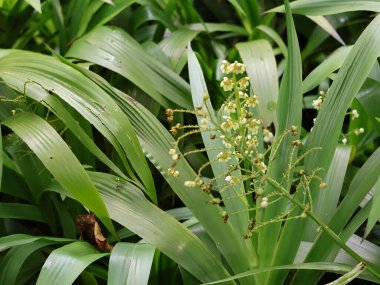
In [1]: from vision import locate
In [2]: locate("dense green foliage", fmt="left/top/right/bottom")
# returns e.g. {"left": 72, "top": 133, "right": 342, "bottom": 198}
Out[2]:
{"left": 0, "top": 0, "right": 380, "bottom": 284}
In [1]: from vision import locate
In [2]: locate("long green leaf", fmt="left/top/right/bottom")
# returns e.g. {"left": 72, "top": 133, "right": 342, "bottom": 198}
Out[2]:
{"left": 303, "top": 46, "right": 352, "bottom": 93}
{"left": 0, "top": 234, "right": 73, "bottom": 252}
{"left": 0, "top": 202, "right": 44, "bottom": 222}
{"left": 303, "top": 145, "right": 351, "bottom": 241}
{"left": 66, "top": 26, "right": 192, "bottom": 109}
{"left": 36, "top": 241, "right": 108, "bottom": 285}
{"left": 283, "top": 12, "right": 380, "bottom": 285}
{"left": 108, "top": 243, "right": 155, "bottom": 285}
{"left": 90, "top": 171, "right": 234, "bottom": 284}
{"left": 364, "top": 175, "right": 380, "bottom": 238}
{"left": 1, "top": 112, "right": 116, "bottom": 236}
{"left": 0, "top": 240, "right": 56, "bottom": 285}
{"left": 258, "top": 1, "right": 303, "bottom": 284}
{"left": 87, "top": 0, "right": 136, "bottom": 31}
{"left": 187, "top": 46, "right": 257, "bottom": 283}
{"left": 237, "top": 39, "right": 279, "bottom": 127}
{"left": 304, "top": 13, "right": 380, "bottom": 215}
{"left": 0, "top": 50, "right": 156, "bottom": 204}
{"left": 307, "top": 16, "right": 344, "bottom": 45}
{"left": 202, "top": 263, "right": 359, "bottom": 285}
{"left": 293, "top": 147, "right": 380, "bottom": 283}
{"left": 160, "top": 29, "right": 199, "bottom": 70}
{"left": 269, "top": 0, "right": 380, "bottom": 16}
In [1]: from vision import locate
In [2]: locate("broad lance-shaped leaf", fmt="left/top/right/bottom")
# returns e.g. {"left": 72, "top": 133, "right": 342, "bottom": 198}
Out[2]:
{"left": 1, "top": 112, "right": 116, "bottom": 236}
{"left": 108, "top": 243, "right": 155, "bottom": 285}
{"left": 237, "top": 39, "right": 279, "bottom": 127}
{"left": 0, "top": 50, "right": 157, "bottom": 204}
{"left": 36, "top": 241, "right": 108, "bottom": 285}
{"left": 66, "top": 26, "right": 192, "bottom": 109}
{"left": 257, "top": 1, "right": 302, "bottom": 284}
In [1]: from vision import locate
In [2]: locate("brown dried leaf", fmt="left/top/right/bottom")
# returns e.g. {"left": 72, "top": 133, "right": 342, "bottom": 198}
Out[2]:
{"left": 76, "top": 212, "right": 113, "bottom": 252}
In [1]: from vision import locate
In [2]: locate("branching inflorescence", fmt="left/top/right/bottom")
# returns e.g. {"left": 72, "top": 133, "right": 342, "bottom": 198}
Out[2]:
{"left": 166, "top": 60, "right": 325, "bottom": 238}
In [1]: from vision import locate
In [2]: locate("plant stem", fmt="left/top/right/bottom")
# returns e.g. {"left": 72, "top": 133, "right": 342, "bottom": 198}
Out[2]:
{"left": 266, "top": 177, "right": 380, "bottom": 280}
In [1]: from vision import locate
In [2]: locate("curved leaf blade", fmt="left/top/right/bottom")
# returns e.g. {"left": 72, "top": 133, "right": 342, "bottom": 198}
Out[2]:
{"left": 1, "top": 112, "right": 116, "bottom": 236}
{"left": 36, "top": 241, "right": 108, "bottom": 285}
{"left": 91, "top": 172, "right": 234, "bottom": 284}
{"left": 67, "top": 26, "right": 192, "bottom": 109}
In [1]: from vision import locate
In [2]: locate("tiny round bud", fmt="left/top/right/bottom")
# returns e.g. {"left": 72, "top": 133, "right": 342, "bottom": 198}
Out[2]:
{"left": 248, "top": 219, "right": 256, "bottom": 230}
{"left": 342, "top": 138, "right": 348, "bottom": 145}
{"left": 256, "top": 188, "right": 264, "bottom": 196}
{"left": 220, "top": 211, "right": 229, "bottom": 223}
{"left": 299, "top": 169, "right": 306, "bottom": 176}
{"left": 319, "top": 182, "right": 327, "bottom": 189}
{"left": 209, "top": 133, "right": 216, "bottom": 139}
{"left": 291, "top": 125, "right": 298, "bottom": 136}
{"left": 292, "top": 140, "right": 301, "bottom": 147}
{"left": 261, "top": 197, "right": 268, "bottom": 208}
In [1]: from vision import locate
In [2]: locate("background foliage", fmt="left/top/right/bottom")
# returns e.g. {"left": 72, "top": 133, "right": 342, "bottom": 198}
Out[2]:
{"left": 0, "top": 0, "right": 380, "bottom": 284}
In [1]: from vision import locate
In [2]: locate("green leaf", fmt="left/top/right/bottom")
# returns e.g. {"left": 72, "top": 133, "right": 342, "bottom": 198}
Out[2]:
{"left": 90, "top": 171, "right": 235, "bottom": 284}
{"left": 303, "top": 46, "right": 352, "bottom": 93}
{"left": 0, "top": 203, "right": 45, "bottom": 222}
{"left": 36, "top": 241, "right": 108, "bottom": 285}
{"left": 108, "top": 243, "right": 155, "bottom": 285}
{"left": 0, "top": 50, "right": 156, "bottom": 204}
{"left": 87, "top": 0, "right": 136, "bottom": 31}
{"left": 365, "top": 175, "right": 380, "bottom": 238}
{"left": 0, "top": 234, "right": 73, "bottom": 252}
{"left": 24, "top": 0, "right": 41, "bottom": 13}
{"left": 304, "top": 13, "right": 380, "bottom": 213}
{"left": 257, "top": 1, "right": 303, "bottom": 283}
{"left": 187, "top": 46, "right": 257, "bottom": 284}
{"left": 1, "top": 112, "right": 116, "bottom": 236}
{"left": 66, "top": 26, "right": 192, "bottom": 109}
{"left": 0, "top": 239, "right": 56, "bottom": 285}
{"left": 269, "top": 0, "right": 380, "bottom": 16}
{"left": 255, "top": 25, "right": 288, "bottom": 57}
{"left": 307, "top": 15, "right": 344, "bottom": 45}
{"left": 237, "top": 39, "right": 279, "bottom": 127}
{"left": 159, "top": 29, "right": 199, "bottom": 70}
{"left": 202, "top": 263, "right": 360, "bottom": 285}
{"left": 304, "top": 146, "right": 352, "bottom": 241}
{"left": 293, "top": 147, "right": 380, "bottom": 283}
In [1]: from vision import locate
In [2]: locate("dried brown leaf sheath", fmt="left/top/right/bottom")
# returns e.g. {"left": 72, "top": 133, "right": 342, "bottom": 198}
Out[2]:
{"left": 76, "top": 213, "right": 113, "bottom": 252}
